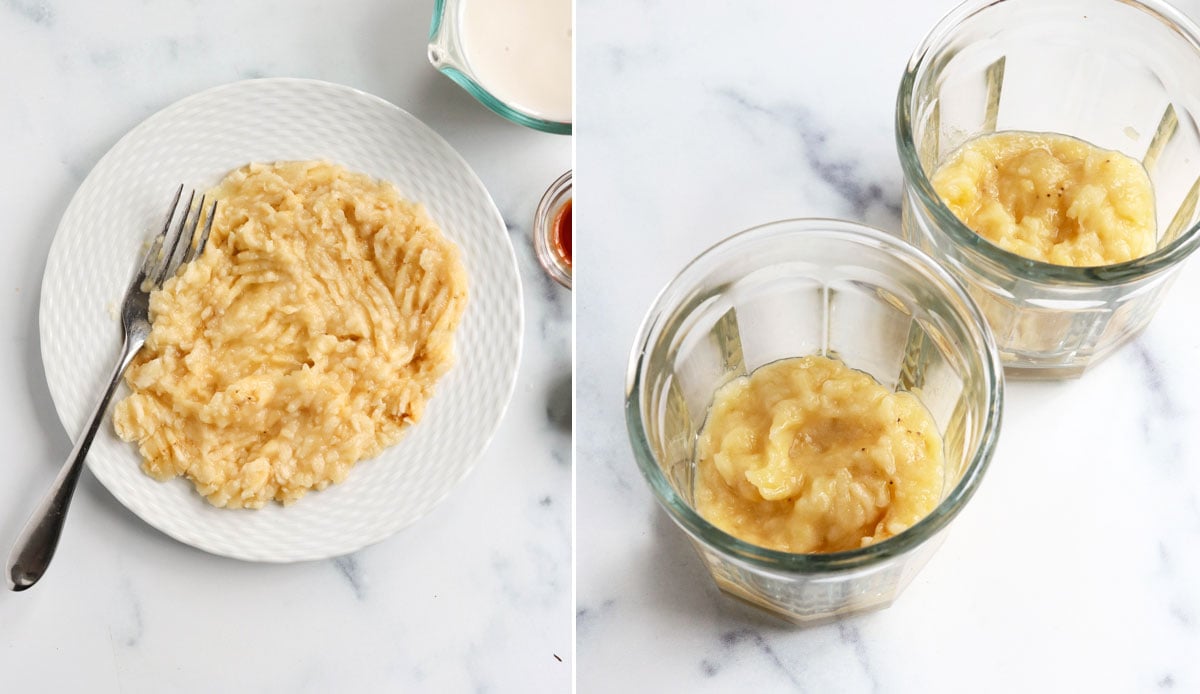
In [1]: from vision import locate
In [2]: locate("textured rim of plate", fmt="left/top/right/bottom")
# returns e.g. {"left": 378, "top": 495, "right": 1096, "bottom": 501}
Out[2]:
{"left": 38, "top": 78, "right": 524, "bottom": 562}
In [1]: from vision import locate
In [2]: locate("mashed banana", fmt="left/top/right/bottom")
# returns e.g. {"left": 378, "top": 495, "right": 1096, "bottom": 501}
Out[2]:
{"left": 695, "top": 356, "right": 943, "bottom": 553}
{"left": 113, "top": 161, "right": 467, "bottom": 508}
{"left": 932, "top": 131, "right": 1156, "bottom": 266}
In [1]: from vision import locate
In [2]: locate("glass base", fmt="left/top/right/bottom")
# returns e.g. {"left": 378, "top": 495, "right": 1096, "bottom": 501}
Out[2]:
{"left": 712, "top": 576, "right": 896, "bottom": 626}
{"left": 1000, "top": 324, "right": 1146, "bottom": 380}
{"left": 1003, "top": 363, "right": 1088, "bottom": 380}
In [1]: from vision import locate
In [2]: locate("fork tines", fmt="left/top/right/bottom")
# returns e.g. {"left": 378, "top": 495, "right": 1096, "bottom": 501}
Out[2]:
{"left": 137, "top": 185, "right": 218, "bottom": 292}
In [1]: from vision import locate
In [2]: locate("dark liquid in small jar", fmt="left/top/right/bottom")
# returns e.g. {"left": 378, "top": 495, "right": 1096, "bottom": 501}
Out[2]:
{"left": 553, "top": 199, "right": 572, "bottom": 267}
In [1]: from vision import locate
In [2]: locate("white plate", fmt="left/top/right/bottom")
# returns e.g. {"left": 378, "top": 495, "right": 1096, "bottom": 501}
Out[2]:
{"left": 39, "top": 78, "right": 523, "bottom": 562}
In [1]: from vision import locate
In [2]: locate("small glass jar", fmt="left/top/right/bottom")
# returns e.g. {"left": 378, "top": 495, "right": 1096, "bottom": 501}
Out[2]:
{"left": 897, "top": 0, "right": 1200, "bottom": 379}
{"left": 534, "top": 170, "right": 572, "bottom": 289}
{"left": 625, "top": 219, "right": 1003, "bottom": 624}
{"left": 427, "top": 0, "right": 572, "bottom": 135}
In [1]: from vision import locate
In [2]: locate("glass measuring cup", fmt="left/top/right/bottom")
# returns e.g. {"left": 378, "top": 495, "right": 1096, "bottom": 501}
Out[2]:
{"left": 428, "top": 0, "right": 572, "bottom": 135}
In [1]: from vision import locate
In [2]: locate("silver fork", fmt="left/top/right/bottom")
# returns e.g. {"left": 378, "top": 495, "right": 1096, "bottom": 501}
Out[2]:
{"left": 7, "top": 186, "right": 217, "bottom": 591}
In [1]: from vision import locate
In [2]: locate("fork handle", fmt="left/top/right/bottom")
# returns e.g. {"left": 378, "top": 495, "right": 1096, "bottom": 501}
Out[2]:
{"left": 7, "top": 337, "right": 144, "bottom": 591}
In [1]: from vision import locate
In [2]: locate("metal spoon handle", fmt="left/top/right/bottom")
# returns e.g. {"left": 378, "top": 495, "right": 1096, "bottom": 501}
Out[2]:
{"left": 7, "top": 338, "right": 141, "bottom": 591}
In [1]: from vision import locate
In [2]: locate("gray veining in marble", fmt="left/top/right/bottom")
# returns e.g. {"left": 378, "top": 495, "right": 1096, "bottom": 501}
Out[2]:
{"left": 8, "top": 0, "right": 54, "bottom": 26}
{"left": 716, "top": 628, "right": 805, "bottom": 688}
{"left": 333, "top": 555, "right": 367, "bottom": 602}
{"left": 836, "top": 622, "right": 878, "bottom": 694}
{"left": 716, "top": 87, "right": 902, "bottom": 219}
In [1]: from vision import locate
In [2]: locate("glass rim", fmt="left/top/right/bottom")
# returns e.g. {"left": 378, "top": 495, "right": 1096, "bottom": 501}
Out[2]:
{"left": 895, "top": 0, "right": 1200, "bottom": 286}
{"left": 624, "top": 218, "right": 1005, "bottom": 574}
{"left": 428, "top": 0, "right": 573, "bottom": 135}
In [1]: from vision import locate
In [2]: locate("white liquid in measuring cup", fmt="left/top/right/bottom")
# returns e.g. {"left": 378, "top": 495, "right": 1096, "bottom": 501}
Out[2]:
{"left": 460, "top": 0, "right": 573, "bottom": 124}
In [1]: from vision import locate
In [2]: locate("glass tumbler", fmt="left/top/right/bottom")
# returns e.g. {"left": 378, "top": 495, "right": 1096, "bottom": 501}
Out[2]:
{"left": 897, "top": 0, "right": 1200, "bottom": 379}
{"left": 625, "top": 219, "right": 1003, "bottom": 624}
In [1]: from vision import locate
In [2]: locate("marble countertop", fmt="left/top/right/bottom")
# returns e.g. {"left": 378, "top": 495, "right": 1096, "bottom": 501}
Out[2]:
{"left": 577, "top": 1, "right": 1200, "bottom": 692}
{"left": 0, "top": 1, "right": 570, "bottom": 692}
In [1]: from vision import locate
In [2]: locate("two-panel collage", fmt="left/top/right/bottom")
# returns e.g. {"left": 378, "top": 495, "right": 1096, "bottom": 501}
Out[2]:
{"left": 4, "top": 0, "right": 1200, "bottom": 692}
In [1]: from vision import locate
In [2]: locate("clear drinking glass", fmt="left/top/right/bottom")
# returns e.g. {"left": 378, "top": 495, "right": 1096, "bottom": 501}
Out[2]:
{"left": 428, "top": 0, "right": 572, "bottom": 135}
{"left": 897, "top": 0, "right": 1200, "bottom": 379}
{"left": 625, "top": 219, "right": 1003, "bottom": 624}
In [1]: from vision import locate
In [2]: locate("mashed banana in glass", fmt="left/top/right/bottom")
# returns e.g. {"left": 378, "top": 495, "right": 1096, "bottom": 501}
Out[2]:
{"left": 113, "top": 161, "right": 468, "bottom": 508}
{"left": 695, "top": 356, "right": 944, "bottom": 554}
{"left": 932, "top": 131, "right": 1156, "bottom": 266}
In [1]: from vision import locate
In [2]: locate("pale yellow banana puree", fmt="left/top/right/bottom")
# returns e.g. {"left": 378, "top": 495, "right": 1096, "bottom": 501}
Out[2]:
{"left": 932, "top": 131, "right": 1155, "bottom": 266}
{"left": 695, "top": 356, "right": 944, "bottom": 554}
{"left": 113, "top": 162, "right": 467, "bottom": 508}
